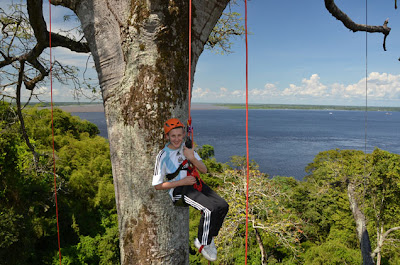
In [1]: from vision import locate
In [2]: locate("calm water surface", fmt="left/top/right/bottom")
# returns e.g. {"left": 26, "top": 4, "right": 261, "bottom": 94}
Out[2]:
{"left": 72, "top": 110, "right": 400, "bottom": 180}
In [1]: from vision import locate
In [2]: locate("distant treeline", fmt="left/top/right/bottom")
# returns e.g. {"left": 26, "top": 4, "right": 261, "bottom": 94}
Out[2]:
{"left": 16, "top": 102, "right": 400, "bottom": 112}
{"left": 20, "top": 102, "right": 103, "bottom": 107}
{"left": 217, "top": 103, "right": 400, "bottom": 112}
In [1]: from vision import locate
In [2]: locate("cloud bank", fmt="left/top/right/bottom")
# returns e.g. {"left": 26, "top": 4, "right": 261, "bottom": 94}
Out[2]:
{"left": 193, "top": 73, "right": 400, "bottom": 106}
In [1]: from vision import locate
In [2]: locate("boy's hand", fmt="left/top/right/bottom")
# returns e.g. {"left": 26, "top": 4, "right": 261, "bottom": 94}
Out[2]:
{"left": 183, "top": 146, "right": 208, "bottom": 174}
{"left": 182, "top": 175, "right": 197, "bottom": 186}
{"left": 183, "top": 146, "right": 195, "bottom": 161}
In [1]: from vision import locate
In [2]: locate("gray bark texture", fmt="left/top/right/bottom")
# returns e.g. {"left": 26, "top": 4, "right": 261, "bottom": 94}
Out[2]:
{"left": 52, "top": 0, "right": 229, "bottom": 264}
{"left": 347, "top": 181, "right": 375, "bottom": 265}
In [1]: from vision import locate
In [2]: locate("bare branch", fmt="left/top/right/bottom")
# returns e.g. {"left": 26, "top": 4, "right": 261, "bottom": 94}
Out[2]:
{"left": 382, "top": 227, "right": 400, "bottom": 244}
{"left": 15, "top": 60, "right": 40, "bottom": 165}
{"left": 0, "top": 52, "right": 18, "bottom": 67}
{"left": 372, "top": 226, "right": 400, "bottom": 258}
{"left": 325, "top": 0, "right": 391, "bottom": 51}
{"left": 23, "top": 58, "right": 48, "bottom": 90}
{"left": 51, "top": 32, "right": 90, "bottom": 52}
{"left": 23, "top": 89, "right": 35, "bottom": 108}
{"left": 26, "top": 0, "right": 90, "bottom": 54}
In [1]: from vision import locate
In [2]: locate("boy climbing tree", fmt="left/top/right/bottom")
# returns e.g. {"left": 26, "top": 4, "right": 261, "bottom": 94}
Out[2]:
{"left": 152, "top": 118, "right": 229, "bottom": 262}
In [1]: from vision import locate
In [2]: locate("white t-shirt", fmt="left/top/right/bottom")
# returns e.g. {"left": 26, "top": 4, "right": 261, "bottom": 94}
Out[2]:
{"left": 152, "top": 143, "right": 202, "bottom": 200}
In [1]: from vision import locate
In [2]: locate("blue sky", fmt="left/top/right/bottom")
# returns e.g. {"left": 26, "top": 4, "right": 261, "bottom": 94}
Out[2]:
{"left": 3, "top": 0, "right": 400, "bottom": 106}
{"left": 193, "top": 1, "right": 400, "bottom": 106}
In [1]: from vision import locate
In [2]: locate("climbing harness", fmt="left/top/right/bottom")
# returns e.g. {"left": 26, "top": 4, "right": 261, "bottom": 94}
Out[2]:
{"left": 167, "top": 159, "right": 203, "bottom": 207}
{"left": 166, "top": 158, "right": 203, "bottom": 191}
{"left": 166, "top": 159, "right": 189, "bottom": 180}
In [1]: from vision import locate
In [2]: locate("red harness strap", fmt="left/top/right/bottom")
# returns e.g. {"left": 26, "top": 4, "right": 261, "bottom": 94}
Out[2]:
{"left": 185, "top": 119, "right": 203, "bottom": 191}
{"left": 198, "top": 245, "right": 204, "bottom": 253}
{"left": 188, "top": 165, "right": 203, "bottom": 192}
{"left": 166, "top": 158, "right": 203, "bottom": 192}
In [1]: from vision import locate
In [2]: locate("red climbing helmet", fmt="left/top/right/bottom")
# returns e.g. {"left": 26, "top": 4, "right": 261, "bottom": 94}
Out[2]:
{"left": 164, "top": 118, "right": 184, "bottom": 135}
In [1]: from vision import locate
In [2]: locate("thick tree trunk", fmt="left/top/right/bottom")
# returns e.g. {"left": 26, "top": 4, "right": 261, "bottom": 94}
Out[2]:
{"left": 63, "top": 0, "right": 229, "bottom": 264}
{"left": 347, "top": 181, "right": 375, "bottom": 265}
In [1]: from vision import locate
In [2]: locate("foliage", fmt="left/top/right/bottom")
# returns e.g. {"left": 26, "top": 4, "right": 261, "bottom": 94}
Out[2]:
{"left": 366, "top": 149, "right": 400, "bottom": 263}
{"left": 3, "top": 100, "right": 400, "bottom": 264}
{"left": 213, "top": 160, "right": 305, "bottom": 264}
{"left": 302, "top": 239, "right": 361, "bottom": 265}
{"left": 193, "top": 148, "right": 400, "bottom": 265}
{"left": 0, "top": 103, "right": 119, "bottom": 264}
{"left": 197, "top": 144, "right": 226, "bottom": 188}
{"left": 302, "top": 148, "right": 400, "bottom": 264}
{"left": 197, "top": 144, "right": 215, "bottom": 160}
{"left": 206, "top": 10, "right": 245, "bottom": 55}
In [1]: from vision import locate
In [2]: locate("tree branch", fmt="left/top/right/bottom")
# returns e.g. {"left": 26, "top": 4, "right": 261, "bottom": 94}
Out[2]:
{"left": 15, "top": 60, "right": 40, "bottom": 166}
{"left": 254, "top": 228, "right": 268, "bottom": 265}
{"left": 23, "top": 58, "right": 48, "bottom": 90}
{"left": 50, "top": 32, "right": 90, "bottom": 52}
{"left": 27, "top": 0, "right": 90, "bottom": 53}
{"left": 372, "top": 226, "right": 400, "bottom": 257}
{"left": 1, "top": 0, "right": 90, "bottom": 92}
{"left": 324, "top": 0, "right": 391, "bottom": 51}
{"left": 0, "top": 51, "right": 18, "bottom": 67}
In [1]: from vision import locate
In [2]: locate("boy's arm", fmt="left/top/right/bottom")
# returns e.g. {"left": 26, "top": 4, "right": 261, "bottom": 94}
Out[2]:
{"left": 154, "top": 175, "right": 197, "bottom": 190}
{"left": 183, "top": 146, "right": 207, "bottom": 174}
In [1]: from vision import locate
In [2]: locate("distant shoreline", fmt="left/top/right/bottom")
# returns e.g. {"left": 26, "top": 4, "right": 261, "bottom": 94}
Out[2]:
{"left": 215, "top": 103, "right": 400, "bottom": 112}
{"left": 33, "top": 102, "right": 400, "bottom": 112}
{"left": 37, "top": 103, "right": 229, "bottom": 112}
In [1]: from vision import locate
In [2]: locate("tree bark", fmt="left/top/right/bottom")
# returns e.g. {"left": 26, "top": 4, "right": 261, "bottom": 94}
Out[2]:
{"left": 347, "top": 181, "right": 375, "bottom": 265}
{"left": 254, "top": 227, "right": 268, "bottom": 265}
{"left": 55, "top": 0, "right": 229, "bottom": 263}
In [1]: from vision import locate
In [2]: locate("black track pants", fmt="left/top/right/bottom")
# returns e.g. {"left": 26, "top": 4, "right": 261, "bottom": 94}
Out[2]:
{"left": 174, "top": 184, "right": 229, "bottom": 246}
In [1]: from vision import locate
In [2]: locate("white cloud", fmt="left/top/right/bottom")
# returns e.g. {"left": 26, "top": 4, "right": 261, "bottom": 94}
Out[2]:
{"left": 193, "top": 87, "right": 211, "bottom": 98}
{"left": 255, "top": 73, "right": 400, "bottom": 104}
{"left": 193, "top": 72, "right": 400, "bottom": 105}
{"left": 281, "top": 74, "right": 327, "bottom": 97}
{"left": 329, "top": 72, "right": 400, "bottom": 101}
{"left": 232, "top": 90, "right": 243, "bottom": 97}
{"left": 193, "top": 86, "right": 244, "bottom": 101}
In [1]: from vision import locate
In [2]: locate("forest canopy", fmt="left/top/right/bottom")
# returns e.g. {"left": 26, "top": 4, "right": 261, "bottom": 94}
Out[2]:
{"left": 1, "top": 103, "right": 400, "bottom": 264}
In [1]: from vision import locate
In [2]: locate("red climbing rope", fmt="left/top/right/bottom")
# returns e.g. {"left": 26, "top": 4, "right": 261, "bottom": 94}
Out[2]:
{"left": 186, "top": 0, "right": 205, "bottom": 193}
{"left": 49, "top": 2, "right": 62, "bottom": 264}
{"left": 244, "top": 0, "right": 250, "bottom": 264}
{"left": 188, "top": 0, "right": 192, "bottom": 127}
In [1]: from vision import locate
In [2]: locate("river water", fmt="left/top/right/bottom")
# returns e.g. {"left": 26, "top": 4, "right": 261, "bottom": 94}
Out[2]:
{"left": 72, "top": 109, "right": 400, "bottom": 180}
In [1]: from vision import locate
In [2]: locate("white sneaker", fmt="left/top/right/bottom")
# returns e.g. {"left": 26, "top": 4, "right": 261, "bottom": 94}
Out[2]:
{"left": 210, "top": 238, "right": 217, "bottom": 256}
{"left": 194, "top": 238, "right": 217, "bottom": 262}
